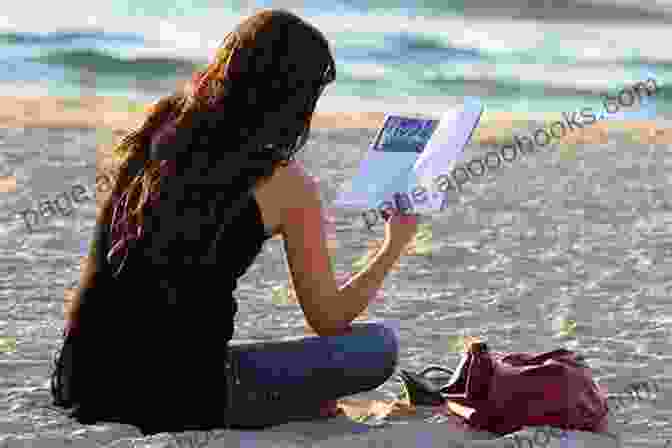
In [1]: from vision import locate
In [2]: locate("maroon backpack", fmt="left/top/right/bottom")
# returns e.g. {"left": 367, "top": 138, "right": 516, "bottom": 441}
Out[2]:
{"left": 400, "top": 340, "right": 610, "bottom": 435}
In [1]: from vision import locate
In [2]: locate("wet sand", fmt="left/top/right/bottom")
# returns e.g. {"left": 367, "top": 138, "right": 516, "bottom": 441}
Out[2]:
{"left": 1, "top": 94, "right": 670, "bottom": 192}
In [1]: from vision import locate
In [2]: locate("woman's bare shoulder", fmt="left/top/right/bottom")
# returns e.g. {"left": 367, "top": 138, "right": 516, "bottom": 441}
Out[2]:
{"left": 254, "top": 160, "right": 318, "bottom": 236}
{"left": 265, "top": 160, "right": 317, "bottom": 197}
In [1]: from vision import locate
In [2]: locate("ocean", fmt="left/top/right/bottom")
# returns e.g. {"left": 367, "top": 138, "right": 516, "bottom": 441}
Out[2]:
{"left": 1, "top": 0, "right": 671, "bottom": 117}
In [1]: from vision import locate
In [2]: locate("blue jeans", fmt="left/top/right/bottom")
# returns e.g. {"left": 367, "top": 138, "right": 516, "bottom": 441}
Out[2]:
{"left": 224, "top": 322, "right": 399, "bottom": 428}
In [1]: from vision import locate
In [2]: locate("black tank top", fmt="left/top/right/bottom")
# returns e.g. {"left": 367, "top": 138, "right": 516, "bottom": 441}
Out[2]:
{"left": 75, "top": 188, "right": 273, "bottom": 433}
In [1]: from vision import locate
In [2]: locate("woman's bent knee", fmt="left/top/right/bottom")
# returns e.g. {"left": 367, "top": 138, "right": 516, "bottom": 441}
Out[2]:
{"left": 349, "top": 322, "right": 399, "bottom": 380}
{"left": 380, "top": 324, "right": 400, "bottom": 379}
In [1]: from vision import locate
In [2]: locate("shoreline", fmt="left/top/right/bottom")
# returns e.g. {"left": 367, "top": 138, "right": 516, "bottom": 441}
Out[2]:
{"left": 0, "top": 95, "right": 388, "bottom": 131}
{"left": 1, "top": 95, "right": 670, "bottom": 133}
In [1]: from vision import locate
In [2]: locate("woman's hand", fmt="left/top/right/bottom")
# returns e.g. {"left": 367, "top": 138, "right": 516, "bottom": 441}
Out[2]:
{"left": 383, "top": 211, "right": 419, "bottom": 252}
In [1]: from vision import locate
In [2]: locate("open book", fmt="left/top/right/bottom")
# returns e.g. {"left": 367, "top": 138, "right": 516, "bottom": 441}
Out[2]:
{"left": 332, "top": 98, "right": 483, "bottom": 214}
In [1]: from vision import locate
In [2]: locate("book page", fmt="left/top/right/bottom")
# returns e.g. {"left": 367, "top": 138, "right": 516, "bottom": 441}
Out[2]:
{"left": 411, "top": 97, "right": 483, "bottom": 213}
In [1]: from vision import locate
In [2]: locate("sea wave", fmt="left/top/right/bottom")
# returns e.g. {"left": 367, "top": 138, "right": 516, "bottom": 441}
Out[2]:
{"left": 0, "top": 30, "right": 143, "bottom": 46}
{"left": 0, "top": 3, "right": 670, "bottom": 114}
{"left": 26, "top": 49, "right": 197, "bottom": 77}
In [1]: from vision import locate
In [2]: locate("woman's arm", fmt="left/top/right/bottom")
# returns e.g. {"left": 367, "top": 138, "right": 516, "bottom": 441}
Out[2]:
{"left": 278, "top": 163, "right": 406, "bottom": 336}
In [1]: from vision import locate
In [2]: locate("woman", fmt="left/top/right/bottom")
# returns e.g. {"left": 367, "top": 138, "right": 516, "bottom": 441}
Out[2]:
{"left": 52, "top": 8, "right": 419, "bottom": 435}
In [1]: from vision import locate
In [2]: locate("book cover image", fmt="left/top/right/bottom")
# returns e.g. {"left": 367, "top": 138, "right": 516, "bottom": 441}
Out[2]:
{"left": 373, "top": 116, "right": 439, "bottom": 153}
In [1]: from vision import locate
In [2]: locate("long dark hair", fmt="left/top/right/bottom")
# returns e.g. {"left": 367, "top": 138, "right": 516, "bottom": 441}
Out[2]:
{"left": 106, "top": 8, "right": 336, "bottom": 231}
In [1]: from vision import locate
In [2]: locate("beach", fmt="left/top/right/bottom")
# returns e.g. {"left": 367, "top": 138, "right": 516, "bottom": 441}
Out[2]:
{"left": 1, "top": 94, "right": 670, "bottom": 447}
{"left": 3, "top": 1, "right": 672, "bottom": 445}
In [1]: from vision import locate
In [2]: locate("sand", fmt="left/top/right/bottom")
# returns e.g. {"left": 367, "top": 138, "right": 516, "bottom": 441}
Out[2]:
{"left": 1, "top": 95, "right": 668, "bottom": 447}
{"left": 1, "top": 95, "right": 670, "bottom": 137}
